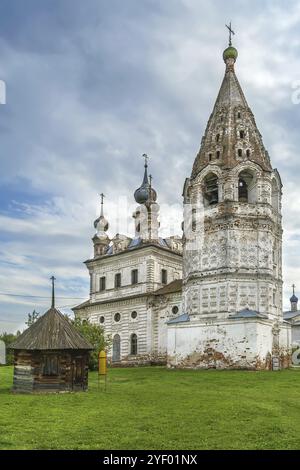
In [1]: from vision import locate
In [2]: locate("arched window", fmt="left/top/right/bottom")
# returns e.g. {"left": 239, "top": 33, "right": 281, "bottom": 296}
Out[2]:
{"left": 130, "top": 334, "right": 138, "bottom": 355}
{"left": 238, "top": 170, "right": 256, "bottom": 203}
{"left": 203, "top": 173, "right": 219, "bottom": 207}
{"left": 238, "top": 178, "right": 248, "bottom": 202}
{"left": 216, "top": 151, "right": 220, "bottom": 159}
{"left": 216, "top": 134, "right": 220, "bottom": 142}
{"left": 113, "top": 334, "right": 121, "bottom": 362}
{"left": 239, "top": 130, "right": 245, "bottom": 139}
{"left": 238, "top": 149, "right": 243, "bottom": 158}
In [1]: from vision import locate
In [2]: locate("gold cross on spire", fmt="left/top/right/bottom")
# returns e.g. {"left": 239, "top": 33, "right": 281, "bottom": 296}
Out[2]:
{"left": 292, "top": 284, "right": 296, "bottom": 295}
{"left": 225, "top": 21, "right": 235, "bottom": 46}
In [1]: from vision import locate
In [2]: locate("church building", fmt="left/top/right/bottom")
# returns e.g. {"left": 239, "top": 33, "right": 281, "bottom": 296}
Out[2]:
{"left": 73, "top": 157, "right": 183, "bottom": 365}
{"left": 74, "top": 32, "right": 291, "bottom": 370}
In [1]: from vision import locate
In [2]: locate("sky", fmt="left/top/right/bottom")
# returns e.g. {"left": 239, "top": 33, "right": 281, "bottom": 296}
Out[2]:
{"left": 0, "top": 0, "right": 300, "bottom": 333}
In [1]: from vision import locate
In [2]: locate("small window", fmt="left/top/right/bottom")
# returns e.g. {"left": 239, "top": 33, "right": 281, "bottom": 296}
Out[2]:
{"left": 216, "top": 134, "right": 220, "bottom": 142}
{"left": 115, "top": 273, "right": 121, "bottom": 288}
{"left": 130, "top": 334, "right": 138, "bottom": 355}
{"left": 43, "top": 355, "right": 59, "bottom": 376}
{"left": 237, "top": 112, "right": 241, "bottom": 119}
{"left": 131, "top": 311, "right": 137, "bottom": 319}
{"left": 131, "top": 269, "right": 138, "bottom": 285}
{"left": 238, "top": 149, "right": 243, "bottom": 158}
{"left": 161, "top": 269, "right": 168, "bottom": 285}
{"left": 99, "top": 276, "right": 106, "bottom": 292}
{"left": 208, "top": 153, "right": 212, "bottom": 161}
{"left": 192, "top": 208, "right": 196, "bottom": 232}
{"left": 246, "top": 149, "right": 250, "bottom": 158}
{"left": 239, "top": 130, "right": 245, "bottom": 139}
{"left": 216, "top": 151, "right": 220, "bottom": 159}
{"left": 99, "top": 316, "right": 105, "bottom": 324}
{"left": 172, "top": 306, "right": 179, "bottom": 315}
{"left": 114, "top": 312, "right": 121, "bottom": 322}
{"left": 273, "top": 291, "right": 276, "bottom": 305}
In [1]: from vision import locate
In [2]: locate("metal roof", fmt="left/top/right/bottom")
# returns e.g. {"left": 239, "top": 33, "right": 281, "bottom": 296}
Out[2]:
{"left": 154, "top": 279, "right": 182, "bottom": 296}
{"left": 229, "top": 308, "right": 268, "bottom": 320}
{"left": 167, "top": 313, "right": 190, "bottom": 325}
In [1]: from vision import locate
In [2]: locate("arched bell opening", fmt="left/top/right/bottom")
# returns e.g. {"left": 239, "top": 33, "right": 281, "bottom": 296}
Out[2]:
{"left": 203, "top": 173, "right": 219, "bottom": 207}
{"left": 238, "top": 170, "right": 257, "bottom": 203}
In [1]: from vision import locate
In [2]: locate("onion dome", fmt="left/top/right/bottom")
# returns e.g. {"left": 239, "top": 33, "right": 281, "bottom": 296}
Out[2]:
{"left": 94, "top": 193, "right": 109, "bottom": 232}
{"left": 134, "top": 154, "right": 157, "bottom": 205}
{"left": 290, "top": 284, "right": 298, "bottom": 303}
{"left": 223, "top": 46, "right": 238, "bottom": 63}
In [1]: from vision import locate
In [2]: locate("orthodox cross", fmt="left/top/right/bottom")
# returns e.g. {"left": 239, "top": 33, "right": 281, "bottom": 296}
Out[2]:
{"left": 225, "top": 21, "right": 235, "bottom": 47}
{"left": 142, "top": 153, "right": 149, "bottom": 168}
{"left": 292, "top": 284, "right": 296, "bottom": 296}
{"left": 99, "top": 193, "right": 105, "bottom": 216}
{"left": 50, "top": 275, "right": 56, "bottom": 309}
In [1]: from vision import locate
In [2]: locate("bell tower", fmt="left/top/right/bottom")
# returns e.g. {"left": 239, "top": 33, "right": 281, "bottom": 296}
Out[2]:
{"left": 168, "top": 28, "right": 291, "bottom": 370}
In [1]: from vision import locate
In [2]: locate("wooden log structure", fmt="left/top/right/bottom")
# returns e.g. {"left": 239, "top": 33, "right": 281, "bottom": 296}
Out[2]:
{"left": 9, "top": 307, "right": 93, "bottom": 393}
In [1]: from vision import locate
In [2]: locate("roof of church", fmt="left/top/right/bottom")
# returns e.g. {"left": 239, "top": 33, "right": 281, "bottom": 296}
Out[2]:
{"left": 88, "top": 238, "right": 182, "bottom": 263}
{"left": 191, "top": 44, "right": 272, "bottom": 178}
{"left": 283, "top": 311, "right": 300, "bottom": 320}
{"left": 167, "top": 313, "right": 190, "bottom": 325}
{"left": 153, "top": 279, "right": 183, "bottom": 296}
{"left": 10, "top": 307, "right": 93, "bottom": 350}
{"left": 229, "top": 308, "right": 268, "bottom": 320}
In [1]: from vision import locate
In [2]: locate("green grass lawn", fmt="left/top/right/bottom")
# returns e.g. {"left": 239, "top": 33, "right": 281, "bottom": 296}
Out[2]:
{"left": 0, "top": 366, "right": 300, "bottom": 450}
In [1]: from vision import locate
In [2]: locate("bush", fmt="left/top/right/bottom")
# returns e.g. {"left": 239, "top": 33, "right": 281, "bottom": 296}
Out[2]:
{"left": 72, "top": 318, "right": 111, "bottom": 370}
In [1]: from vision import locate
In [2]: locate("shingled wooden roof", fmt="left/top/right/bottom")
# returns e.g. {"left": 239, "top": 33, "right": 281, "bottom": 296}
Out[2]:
{"left": 10, "top": 308, "right": 93, "bottom": 350}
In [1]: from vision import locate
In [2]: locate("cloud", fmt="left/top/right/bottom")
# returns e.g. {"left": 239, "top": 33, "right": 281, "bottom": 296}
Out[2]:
{"left": 0, "top": 0, "right": 300, "bottom": 331}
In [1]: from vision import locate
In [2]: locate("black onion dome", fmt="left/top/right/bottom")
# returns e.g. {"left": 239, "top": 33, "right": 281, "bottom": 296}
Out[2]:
{"left": 134, "top": 156, "right": 158, "bottom": 204}
{"left": 134, "top": 161, "right": 150, "bottom": 204}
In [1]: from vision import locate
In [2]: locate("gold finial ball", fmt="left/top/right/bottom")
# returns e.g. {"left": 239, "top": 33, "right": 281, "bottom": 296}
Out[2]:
{"left": 223, "top": 46, "right": 238, "bottom": 62}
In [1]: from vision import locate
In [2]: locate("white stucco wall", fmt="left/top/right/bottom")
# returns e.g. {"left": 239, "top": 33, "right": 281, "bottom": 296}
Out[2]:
{"left": 167, "top": 319, "right": 290, "bottom": 369}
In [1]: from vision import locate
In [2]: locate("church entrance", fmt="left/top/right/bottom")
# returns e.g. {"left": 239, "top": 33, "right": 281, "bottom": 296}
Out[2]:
{"left": 112, "top": 334, "right": 121, "bottom": 362}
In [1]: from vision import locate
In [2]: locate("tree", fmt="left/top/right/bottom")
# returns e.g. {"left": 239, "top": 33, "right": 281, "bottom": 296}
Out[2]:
{"left": 25, "top": 310, "right": 40, "bottom": 327}
{"left": 72, "top": 318, "right": 111, "bottom": 370}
